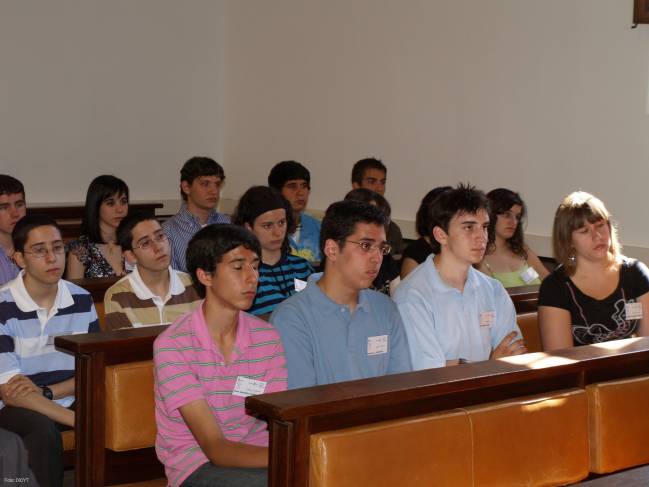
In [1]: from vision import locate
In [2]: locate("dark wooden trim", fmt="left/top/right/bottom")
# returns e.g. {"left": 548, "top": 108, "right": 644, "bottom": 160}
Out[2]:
{"left": 247, "top": 337, "right": 649, "bottom": 487}
{"left": 507, "top": 284, "right": 539, "bottom": 313}
{"left": 69, "top": 276, "right": 119, "bottom": 303}
{"left": 28, "top": 202, "right": 163, "bottom": 221}
{"left": 56, "top": 326, "right": 166, "bottom": 487}
{"left": 635, "top": 0, "right": 649, "bottom": 24}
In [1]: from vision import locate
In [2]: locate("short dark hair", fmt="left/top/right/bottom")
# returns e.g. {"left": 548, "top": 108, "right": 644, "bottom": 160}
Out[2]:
{"left": 351, "top": 158, "right": 387, "bottom": 185}
{"left": 116, "top": 211, "right": 157, "bottom": 251}
{"left": 267, "top": 161, "right": 311, "bottom": 190}
{"left": 486, "top": 188, "right": 527, "bottom": 258}
{"left": 233, "top": 186, "right": 295, "bottom": 253}
{"left": 344, "top": 188, "right": 391, "bottom": 220}
{"left": 180, "top": 157, "right": 226, "bottom": 201}
{"left": 0, "top": 175, "right": 25, "bottom": 198}
{"left": 415, "top": 186, "right": 452, "bottom": 238}
{"left": 12, "top": 214, "right": 61, "bottom": 253}
{"left": 319, "top": 200, "right": 388, "bottom": 256}
{"left": 81, "top": 175, "right": 129, "bottom": 244}
{"left": 186, "top": 224, "right": 261, "bottom": 298}
{"left": 429, "top": 184, "right": 490, "bottom": 253}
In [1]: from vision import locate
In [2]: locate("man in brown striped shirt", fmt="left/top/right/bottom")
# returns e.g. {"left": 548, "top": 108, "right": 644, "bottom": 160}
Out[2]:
{"left": 103, "top": 212, "right": 201, "bottom": 331}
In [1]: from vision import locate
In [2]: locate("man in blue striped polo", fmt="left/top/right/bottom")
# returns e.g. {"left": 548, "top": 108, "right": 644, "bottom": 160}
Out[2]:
{"left": 0, "top": 215, "right": 99, "bottom": 487}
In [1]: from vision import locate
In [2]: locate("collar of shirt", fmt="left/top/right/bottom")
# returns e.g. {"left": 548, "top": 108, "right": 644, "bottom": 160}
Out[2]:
{"left": 426, "top": 256, "right": 480, "bottom": 294}
{"left": 7, "top": 270, "right": 74, "bottom": 328}
{"left": 127, "top": 265, "right": 185, "bottom": 305}
{"left": 305, "top": 272, "right": 370, "bottom": 314}
{"left": 177, "top": 202, "right": 224, "bottom": 227}
{"left": 190, "top": 306, "right": 252, "bottom": 362}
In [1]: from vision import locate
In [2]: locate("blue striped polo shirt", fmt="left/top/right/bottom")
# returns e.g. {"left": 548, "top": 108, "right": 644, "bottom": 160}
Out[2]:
{"left": 248, "top": 253, "right": 313, "bottom": 316}
{"left": 163, "top": 203, "right": 231, "bottom": 272}
{"left": 0, "top": 273, "right": 99, "bottom": 408}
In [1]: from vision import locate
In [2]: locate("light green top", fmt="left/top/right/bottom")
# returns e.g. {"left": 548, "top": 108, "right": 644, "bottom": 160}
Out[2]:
{"left": 485, "top": 262, "right": 541, "bottom": 288}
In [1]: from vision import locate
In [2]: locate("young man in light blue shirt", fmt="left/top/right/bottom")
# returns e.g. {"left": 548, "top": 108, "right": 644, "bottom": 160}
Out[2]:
{"left": 394, "top": 184, "right": 526, "bottom": 370}
{"left": 271, "top": 200, "right": 411, "bottom": 389}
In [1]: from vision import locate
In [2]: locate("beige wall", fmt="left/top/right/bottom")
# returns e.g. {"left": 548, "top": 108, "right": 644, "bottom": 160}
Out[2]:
{"left": 0, "top": 0, "right": 225, "bottom": 204}
{"left": 4, "top": 1, "right": 649, "bottom": 257}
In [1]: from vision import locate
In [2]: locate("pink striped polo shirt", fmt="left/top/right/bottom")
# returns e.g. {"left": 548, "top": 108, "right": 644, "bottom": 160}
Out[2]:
{"left": 153, "top": 304, "right": 287, "bottom": 487}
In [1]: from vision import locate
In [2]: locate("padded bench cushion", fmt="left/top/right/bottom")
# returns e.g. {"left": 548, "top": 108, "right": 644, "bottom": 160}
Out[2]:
{"left": 310, "top": 409, "right": 473, "bottom": 487}
{"left": 105, "top": 360, "right": 157, "bottom": 452}
{"left": 467, "top": 388, "right": 589, "bottom": 487}
{"left": 587, "top": 374, "right": 649, "bottom": 474}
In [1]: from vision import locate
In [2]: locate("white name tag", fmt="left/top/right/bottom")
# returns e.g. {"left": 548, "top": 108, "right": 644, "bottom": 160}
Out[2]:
{"left": 520, "top": 266, "right": 539, "bottom": 284}
{"left": 367, "top": 335, "right": 389, "bottom": 355}
{"left": 625, "top": 302, "right": 644, "bottom": 321}
{"left": 479, "top": 311, "right": 496, "bottom": 328}
{"left": 232, "top": 376, "right": 267, "bottom": 398}
{"left": 294, "top": 278, "right": 307, "bottom": 292}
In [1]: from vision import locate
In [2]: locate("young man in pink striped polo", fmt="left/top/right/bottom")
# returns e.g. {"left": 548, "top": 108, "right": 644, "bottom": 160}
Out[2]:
{"left": 153, "top": 224, "right": 287, "bottom": 487}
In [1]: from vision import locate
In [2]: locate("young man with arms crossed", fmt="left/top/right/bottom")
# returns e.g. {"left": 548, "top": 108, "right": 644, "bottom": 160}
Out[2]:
{"left": 271, "top": 199, "right": 411, "bottom": 389}
{"left": 268, "top": 160, "right": 321, "bottom": 264}
{"left": 0, "top": 175, "right": 27, "bottom": 286}
{"left": 103, "top": 212, "right": 201, "bottom": 331}
{"left": 164, "top": 157, "right": 231, "bottom": 272}
{"left": 154, "top": 224, "right": 287, "bottom": 487}
{"left": 0, "top": 215, "right": 99, "bottom": 487}
{"left": 351, "top": 157, "right": 404, "bottom": 257}
{"left": 394, "top": 184, "right": 526, "bottom": 370}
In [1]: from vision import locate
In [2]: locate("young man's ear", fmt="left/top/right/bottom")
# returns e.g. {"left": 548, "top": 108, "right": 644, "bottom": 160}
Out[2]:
{"left": 244, "top": 223, "right": 253, "bottom": 233}
{"left": 323, "top": 239, "right": 340, "bottom": 262}
{"left": 196, "top": 268, "right": 213, "bottom": 289}
{"left": 124, "top": 250, "right": 137, "bottom": 266}
{"left": 432, "top": 226, "right": 447, "bottom": 248}
{"left": 13, "top": 251, "right": 26, "bottom": 270}
{"left": 351, "top": 181, "right": 361, "bottom": 190}
{"left": 180, "top": 180, "right": 192, "bottom": 197}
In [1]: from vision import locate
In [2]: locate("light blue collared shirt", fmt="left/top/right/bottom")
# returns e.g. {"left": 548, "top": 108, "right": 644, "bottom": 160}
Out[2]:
{"left": 270, "top": 273, "right": 412, "bottom": 389}
{"left": 393, "top": 256, "right": 521, "bottom": 370}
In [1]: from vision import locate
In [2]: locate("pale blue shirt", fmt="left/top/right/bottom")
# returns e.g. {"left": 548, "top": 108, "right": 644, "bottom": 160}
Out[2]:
{"left": 270, "top": 273, "right": 412, "bottom": 389}
{"left": 393, "top": 256, "right": 521, "bottom": 370}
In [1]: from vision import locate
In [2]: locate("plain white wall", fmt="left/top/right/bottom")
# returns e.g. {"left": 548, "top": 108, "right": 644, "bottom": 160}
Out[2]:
{"left": 222, "top": 0, "right": 649, "bottom": 253}
{"left": 0, "top": 0, "right": 225, "bottom": 204}
{"left": 4, "top": 1, "right": 649, "bottom": 256}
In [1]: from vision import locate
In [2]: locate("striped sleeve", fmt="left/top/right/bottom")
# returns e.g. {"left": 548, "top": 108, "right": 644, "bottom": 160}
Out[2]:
{"left": 154, "top": 328, "right": 204, "bottom": 413}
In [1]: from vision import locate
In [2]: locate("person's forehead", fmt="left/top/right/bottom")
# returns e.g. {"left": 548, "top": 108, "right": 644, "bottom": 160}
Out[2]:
{"left": 362, "top": 168, "right": 386, "bottom": 179}
{"left": 0, "top": 192, "right": 25, "bottom": 203}
{"left": 26, "top": 225, "right": 62, "bottom": 245}
{"left": 132, "top": 219, "right": 161, "bottom": 239}
{"left": 192, "top": 175, "right": 222, "bottom": 184}
{"left": 221, "top": 244, "right": 259, "bottom": 262}
{"left": 255, "top": 208, "right": 286, "bottom": 224}
{"left": 349, "top": 221, "right": 387, "bottom": 240}
{"left": 452, "top": 209, "right": 489, "bottom": 224}
{"left": 283, "top": 179, "right": 308, "bottom": 187}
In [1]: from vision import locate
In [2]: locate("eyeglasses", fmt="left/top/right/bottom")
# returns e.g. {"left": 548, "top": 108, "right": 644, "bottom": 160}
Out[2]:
{"left": 345, "top": 240, "right": 391, "bottom": 255}
{"left": 133, "top": 231, "right": 168, "bottom": 251}
{"left": 22, "top": 242, "right": 66, "bottom": 258}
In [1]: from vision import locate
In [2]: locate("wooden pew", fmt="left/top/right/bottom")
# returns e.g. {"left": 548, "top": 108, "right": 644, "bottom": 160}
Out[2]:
{"left": 508, "top": 284, "right": 540, "bottom": 313}
{"left": 56, "top": 326, "right": 166, "bottom": 486}
{"left": 246, "top": 337, "right": 649, "bottom": 487}
{"left": 28, "top": 202, "right": 163, "bottom": 240}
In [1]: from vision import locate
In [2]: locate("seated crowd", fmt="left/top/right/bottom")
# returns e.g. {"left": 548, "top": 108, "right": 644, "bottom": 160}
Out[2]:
{"left": 0, "top": 155, "right": 648, "bottom": 487}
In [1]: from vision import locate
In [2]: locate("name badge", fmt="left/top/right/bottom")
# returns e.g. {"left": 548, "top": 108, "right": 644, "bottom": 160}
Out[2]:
{"left": 294, "top": 278, "right": 307, "bottom": 292}
{"left": 625, "top": 302, "right": 644, "bottom": 321}
{"left": 520, "top": 266, "right": 539, "bottom": 284}
{"left": 367, "top": 335, "right": 389, "bottom": 355}
{"left": 479, "top": 311, "right": 496, "bottom": 328}
{"left": 232, "top": 376, "right": 267, "bottom": 398}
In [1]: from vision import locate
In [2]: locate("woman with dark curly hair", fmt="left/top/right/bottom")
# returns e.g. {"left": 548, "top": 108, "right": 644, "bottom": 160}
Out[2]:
{"left": 478, "top": 188, "right": 548, "bottom": 287}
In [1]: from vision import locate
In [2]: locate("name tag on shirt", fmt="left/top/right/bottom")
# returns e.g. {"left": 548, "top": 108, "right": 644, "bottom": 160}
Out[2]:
{"left": 479, "top": 311, "right": 496, "bottom": 328}
{"left": 520, "top": 266, "right": 539, "bottom": 284}
{"left": 367, "top": 335, "right": 389, "bottom": 355}
{"left": 625, "top": 302, "right": 643, "bottom": 321}
{"left": 294, "top": 278, "right": 307, "bottom": 292}
{"left": 232, "top": 376, "right": 267, "bottom": 398}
